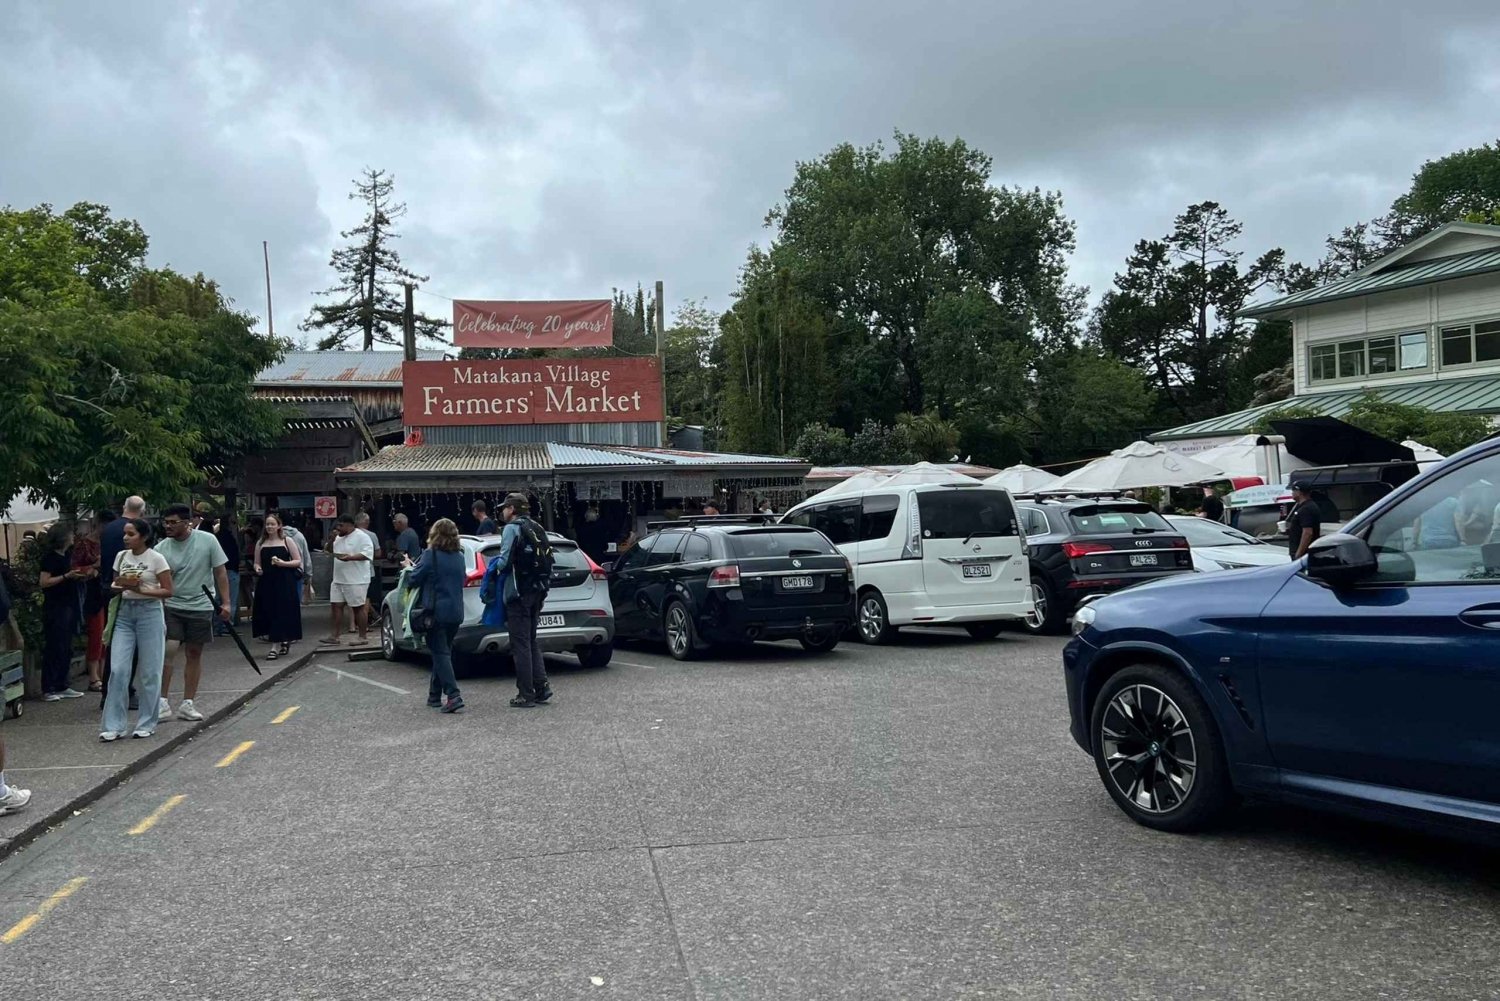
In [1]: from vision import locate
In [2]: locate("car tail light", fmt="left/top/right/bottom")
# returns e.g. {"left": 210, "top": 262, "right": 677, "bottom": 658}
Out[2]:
{"left": 1168, "top": 537, "right": 1190, "bottom": 549}
{"left": 1062, "top": 541, "right": 1112, "bottom": 559}
{"left": 585, "top": 554, "right": 607, "bottom": 581}
{"left": 708, "top": 564, "right": 741, "bottom": 589}
{"left": 901, "top": 502, "right": 922, "bottom": 560}
{"left": 464, "top": 551, "right": 488, "bottom": 588}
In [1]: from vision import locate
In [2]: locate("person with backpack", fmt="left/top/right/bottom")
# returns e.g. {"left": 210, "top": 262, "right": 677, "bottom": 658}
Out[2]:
{"left": 493, "top": 493, "right": 554, "bottom": 708}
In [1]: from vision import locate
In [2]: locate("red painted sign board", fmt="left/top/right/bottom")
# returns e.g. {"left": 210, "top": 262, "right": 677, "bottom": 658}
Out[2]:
{"left": 403, "top": 358, "right": 663, "bottom": 427}
{"left": 452, "top": 299, "right": 613, "bottom": 349}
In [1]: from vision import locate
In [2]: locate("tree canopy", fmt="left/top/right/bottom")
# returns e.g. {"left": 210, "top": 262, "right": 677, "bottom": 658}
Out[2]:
{"left": 0, "top": 202, "right": 286, "bottom": 515}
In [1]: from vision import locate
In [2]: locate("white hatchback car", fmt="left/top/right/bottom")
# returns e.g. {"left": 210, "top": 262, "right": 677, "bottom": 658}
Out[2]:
{"left": 380, "top": 532, "right": 615, "bottom": 667}
{"left": 1164, "top": 515, "right": 1292, "bottom": 572}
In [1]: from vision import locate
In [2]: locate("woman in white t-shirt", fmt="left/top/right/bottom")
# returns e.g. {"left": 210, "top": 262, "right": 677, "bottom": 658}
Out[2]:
{"left": 101, "top": 518, "right": 174, "bottom": 741}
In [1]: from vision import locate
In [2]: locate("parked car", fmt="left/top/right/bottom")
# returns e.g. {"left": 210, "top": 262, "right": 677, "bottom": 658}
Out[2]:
{"left": 781, "top": 484, "right": 1031, "bottom": 643}
{"left": 1163, "top": 515, "right": 1291, "bottom": 572}
{"left": 380, "top": 532, "right": 615, "bottom": 668}
{"left": 1016, "top": 499, "right": 1193, "bottom": 634}
{"left": 1065, "top": 436, "right": 1500, "bottom": 838}
{"left": 607, "top": 518, "right": 854, "bottom": 660}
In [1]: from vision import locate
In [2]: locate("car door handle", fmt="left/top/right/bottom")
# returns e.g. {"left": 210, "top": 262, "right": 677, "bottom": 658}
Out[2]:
{"left": 1458, "top": 606, "right": 1500, "bottom": 629}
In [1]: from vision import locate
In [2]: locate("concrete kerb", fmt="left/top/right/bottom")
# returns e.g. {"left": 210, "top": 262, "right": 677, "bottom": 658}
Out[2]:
{"left": 0, "top": 649, "right": 319, "bottom": 865}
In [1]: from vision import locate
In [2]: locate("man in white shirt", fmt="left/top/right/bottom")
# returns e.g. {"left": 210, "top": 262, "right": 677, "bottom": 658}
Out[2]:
{"left": 355, "top": 512, "right": 384, "bottom": 624}
{"left": 324, "top": 514, "right": 374, "bottom": 646}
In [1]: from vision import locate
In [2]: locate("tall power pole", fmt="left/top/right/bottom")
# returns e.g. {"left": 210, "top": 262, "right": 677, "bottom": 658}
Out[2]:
{"left": 402, "top": 283, "right": 417, "bottom": 362}
{"left": 262, "top": 241, "right": 274, "bottom": 337}
{"left": 655, "top": 280, "right": 666, "bottom": 447}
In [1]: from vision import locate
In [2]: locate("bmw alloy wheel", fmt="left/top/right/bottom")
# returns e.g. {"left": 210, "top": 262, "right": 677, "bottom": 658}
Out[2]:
{"left": 666, "top": 605, "right": 690, "bottom": 658}
{"left": 1098, "top": 684, "right": 1197, "bottom": 814}
{"left": 1024, "top": 583, "right": 1047, "bottom": 630}
{"left": 858, "top": 596, "right": 885, "bottom": 643}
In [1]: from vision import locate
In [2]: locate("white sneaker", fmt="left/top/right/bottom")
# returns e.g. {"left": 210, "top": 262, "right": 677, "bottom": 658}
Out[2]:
{"left": 56, "top": 688, "right": 84, "bottom": 699}
{"left": 176, "top": 699, "right": 204, "bottom": 722}
{"left": 158, "top": 698, "right": 173, "bottom": 720}
{"left": 99, "top": 731, "right": 122, "bottom": 742}
{"left": 132, "top": 728, "right": 154, "bottom": 739}
{"left": 0, "top": 787, "right": 32, "bottom": 816}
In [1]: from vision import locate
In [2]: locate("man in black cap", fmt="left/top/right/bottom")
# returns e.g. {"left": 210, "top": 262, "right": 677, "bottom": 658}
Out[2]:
{"left": 1286, "top": 480, "right": 1321, "bottom": 560}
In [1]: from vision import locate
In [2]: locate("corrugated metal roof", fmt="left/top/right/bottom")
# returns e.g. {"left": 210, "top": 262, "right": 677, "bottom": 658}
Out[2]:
{"left": 1241, "top": 248, "right": 1500, "bottom": 317}
{"left": 1153, "top": 375, "right": 1500, "bottom": 439}
{"left": 256, "top": 350, "right": 444, "bottom": 386}
{"left": 614, "top": 447, "right": 805, "bottom": 466}
{"left": 338, "top": 444, "right": 554, "bottom": 475}
{"left": 547, "top": 443, "right": 665, "bottom": 467}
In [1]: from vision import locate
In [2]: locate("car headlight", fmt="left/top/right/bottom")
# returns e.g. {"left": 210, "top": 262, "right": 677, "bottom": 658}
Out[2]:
{"left": 1071, "top": 603, "right": 1097, "bottom": 636}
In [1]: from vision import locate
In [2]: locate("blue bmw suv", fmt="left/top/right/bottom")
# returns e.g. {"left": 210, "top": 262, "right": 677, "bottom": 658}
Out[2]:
{"left": 1064, "top": 435, "right": 1500, "bottom": 837}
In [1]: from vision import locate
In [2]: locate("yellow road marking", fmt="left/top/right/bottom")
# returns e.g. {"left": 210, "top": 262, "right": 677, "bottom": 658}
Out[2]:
{"left": 215, "top": 741, "right": 256, "bottom": 768}
{"left": 270, "top": 706, "right": 300, "bottom": 725}
{"left": 127, "top": 794, "right": 187, "bottom": 836}
{"left": 1, "top": 877, "right": 88, "bottom": 944}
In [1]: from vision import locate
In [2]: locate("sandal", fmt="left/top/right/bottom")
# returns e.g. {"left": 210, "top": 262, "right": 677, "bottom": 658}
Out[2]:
{"left": 266, "top": 648, "right": 279, "bottom": 661}
{"left": 88, "top": 681, "right": 104, "bottom": 692}
{"left": 278, "top": 643, "right": 291, "bottom": 657}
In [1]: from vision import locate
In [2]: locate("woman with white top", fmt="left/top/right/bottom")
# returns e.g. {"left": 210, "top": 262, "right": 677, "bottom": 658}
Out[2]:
{"left": 101, "top": 518, "right": 174, "bottom": 741}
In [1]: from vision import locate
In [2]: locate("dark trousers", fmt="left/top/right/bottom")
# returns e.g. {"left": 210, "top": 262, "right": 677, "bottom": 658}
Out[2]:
{"left": 506, "top": 591, "right": 549, "bottom": 700}
{"left": 42, "top": 608, "right": 76, "bottom": 694}
{"left": 425, "top": 621, "right": 461, "bottom": 703}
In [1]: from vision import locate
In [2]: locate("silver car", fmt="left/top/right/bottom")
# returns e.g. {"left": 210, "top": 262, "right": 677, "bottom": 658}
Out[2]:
{"left": 379, "top": 533, "right": 615, "bottom": 668}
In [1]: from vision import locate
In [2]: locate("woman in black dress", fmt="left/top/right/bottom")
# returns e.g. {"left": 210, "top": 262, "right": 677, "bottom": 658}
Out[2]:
{"left": 252, "top": 514, "right": 303, "bottom": 659}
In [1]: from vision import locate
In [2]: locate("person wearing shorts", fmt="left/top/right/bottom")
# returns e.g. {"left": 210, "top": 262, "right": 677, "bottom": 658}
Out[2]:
{"left": 325, "top": 514, "right": 374, "bottom": 647}
{"left": 154, "top": 504, "right": 231, "bottom": 723}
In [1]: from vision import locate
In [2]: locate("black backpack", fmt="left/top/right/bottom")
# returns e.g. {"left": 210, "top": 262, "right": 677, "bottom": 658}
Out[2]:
{"left": 511, "top": 516, "right": 554, "bottom": 594}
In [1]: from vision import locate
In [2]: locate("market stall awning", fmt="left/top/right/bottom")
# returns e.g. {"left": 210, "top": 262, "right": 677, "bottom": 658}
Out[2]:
{"left": 1044, "top": 440, "right": 1225, "bottom": 493}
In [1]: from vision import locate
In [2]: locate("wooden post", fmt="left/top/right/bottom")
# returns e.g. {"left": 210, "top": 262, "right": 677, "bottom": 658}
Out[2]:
{"left": 402, "top": 283, "right": 417, "bottom": 361}
{"left": 655, "top": 279, "right": 666, "bottom": 448}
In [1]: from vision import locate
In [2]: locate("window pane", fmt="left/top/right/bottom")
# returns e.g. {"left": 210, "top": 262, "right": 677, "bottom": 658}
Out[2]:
{"left": 1309, "top": 344, "right": 1336, "bottom": 382}
{"left": 1477, "top": 321, "right": 1500, "bottom": 362}
{"left": 727, "top": 529, "right": 837, "bottom": 559}
{"left": 682, "top": 535, "right": 712, "bottom": 562}
{"left": 915, "top": 489, "right": 1017, "bottom": 539}
{"left": 1337, "top": 341, "right": 1365, "bottom": 378}
{"left": 647, "top": 532, "right": 685, "bottom": 566}
{"left": 1366, "top": 453, "right": 1500, "bottom": 583}
{"left": 859, "top": 494, "right": 900, "bottom": 542}
{"left": 811, "top": 502, "right": 860, "bottom": 546}
{"left": 1399, "top": 331, "right": 1429, "bottom": 370}
{"left": 1368, "top": 336, "right": 1396, "bottom": 374}
{"left": 1442, "top": 326, "right": 1473, "bottom": 366}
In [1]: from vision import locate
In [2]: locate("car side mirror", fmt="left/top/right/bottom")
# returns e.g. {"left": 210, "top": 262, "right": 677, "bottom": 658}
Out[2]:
{"left": 1304, "top": 533, "right": 1377, "bottom": 586}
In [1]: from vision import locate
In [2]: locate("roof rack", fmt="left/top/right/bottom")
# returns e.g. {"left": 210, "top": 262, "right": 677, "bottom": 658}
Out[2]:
{"left": 645, "top": 513, "right": 779, "bottom": 532}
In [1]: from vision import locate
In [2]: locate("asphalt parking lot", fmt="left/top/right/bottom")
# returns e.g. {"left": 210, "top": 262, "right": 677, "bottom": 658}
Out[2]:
{"left": 1, "top": 628, "right": 1497, "bottom": 1000}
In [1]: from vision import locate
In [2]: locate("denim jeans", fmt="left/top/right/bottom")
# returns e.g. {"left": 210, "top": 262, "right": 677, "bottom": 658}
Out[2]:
{"left": 506, "top": 591, "right": 548, "bottom": 701}
{"left": 104, "top": 600, "right": 166, "bottom": 734}
{"left": 425, "top": 621, "right": 462, "bottom": 703}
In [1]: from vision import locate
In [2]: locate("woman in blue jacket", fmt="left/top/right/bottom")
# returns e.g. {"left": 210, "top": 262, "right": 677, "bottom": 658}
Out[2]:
{"left": 402, "top": 518, "right": 467, "bottom": 713}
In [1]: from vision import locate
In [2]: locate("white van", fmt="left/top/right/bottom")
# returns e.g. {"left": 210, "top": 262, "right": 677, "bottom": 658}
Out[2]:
{"left": 781, "top": 483, "right": 1032, "bottom": 643}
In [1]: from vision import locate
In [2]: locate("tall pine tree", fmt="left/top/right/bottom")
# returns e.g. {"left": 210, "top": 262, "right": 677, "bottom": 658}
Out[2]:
{"left": 302, "top": 168, "right": 446, "bottom": 351}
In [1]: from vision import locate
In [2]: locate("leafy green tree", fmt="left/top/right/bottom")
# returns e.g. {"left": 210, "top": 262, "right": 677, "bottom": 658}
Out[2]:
{"left": 846, "top": 419, "right": 914, "bottom": 465}
{"left": 1093, "top": 202, "right": 1286, "bottom": 422}
{"left": 896, "top": 412, "right": 960, "bottom": 462}
{"left": 663, "top": 300, "right": 721, "bottom": 429}
{"left": 302, "top": 168, "right": 447, "bottom": 350}
{"left": 1031, "top": 350, "right": 1155, "bottom": 463}
{"left": 789, "top": 422, "right": 851, "bottom": 465}
{"left": 1389, "top": 140, "right": 1500, "bottom": 237}
{"left": 1343, "top": 392, "right": 1491, "bottom": 456}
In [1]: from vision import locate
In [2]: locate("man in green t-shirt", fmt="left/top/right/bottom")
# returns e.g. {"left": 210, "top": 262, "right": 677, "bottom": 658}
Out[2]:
{"left": 155, "top": 503, "right": 231, "bottom": 723}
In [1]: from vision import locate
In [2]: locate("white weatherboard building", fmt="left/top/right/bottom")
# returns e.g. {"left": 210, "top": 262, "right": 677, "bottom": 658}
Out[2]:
{"left": 1156, "top": 222, "right": 1500, "bottom": 451}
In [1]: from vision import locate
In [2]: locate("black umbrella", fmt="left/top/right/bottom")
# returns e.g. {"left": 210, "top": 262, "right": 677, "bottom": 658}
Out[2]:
{"left": 202, "top": 585, "right": 262, "bottom": 675}
{"left": 1269, "top": 416, "right": 1416, "bottom": 466}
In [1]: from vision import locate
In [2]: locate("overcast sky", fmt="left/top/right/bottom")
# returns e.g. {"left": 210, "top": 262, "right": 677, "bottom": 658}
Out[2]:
{"left": 4, "top": 1, "right": 1499, "bottom": 345}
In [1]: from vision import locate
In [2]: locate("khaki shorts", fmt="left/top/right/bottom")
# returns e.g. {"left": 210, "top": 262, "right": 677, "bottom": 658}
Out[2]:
{"left": 329, "top": 582, "right": 368, "bottom": 608}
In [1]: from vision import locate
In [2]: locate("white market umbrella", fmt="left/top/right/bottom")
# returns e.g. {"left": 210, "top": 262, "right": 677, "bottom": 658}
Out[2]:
{"left": 880, "top": 461, "right": 979, "bottom": 486}
{"left": 1401, "top": 440, "right": 1446, "bottom": 467}
{"left": 984, "top": 464, "right": 1062, "bottom": 493}
{"left": 1045, "top": 440, "right": 1226, "bottom": 493}
{"left": 801, "top": 469, "right": 890, "bottom": 504}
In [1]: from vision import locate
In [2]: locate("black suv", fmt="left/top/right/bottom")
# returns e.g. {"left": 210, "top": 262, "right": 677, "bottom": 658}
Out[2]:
{"left": 1015, "top": 499, "right": 1192, "bottom": 634}
{"left": 605, "top": 517, "right": 856, "bottom": 660}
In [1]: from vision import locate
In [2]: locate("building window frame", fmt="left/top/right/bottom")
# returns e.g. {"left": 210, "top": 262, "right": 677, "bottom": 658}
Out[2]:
{"left": 1437, "top": 317, "right": 1500, "bottom": 372}
{"left": 1306, "top": 329, "right": 1431, "bottom": 386}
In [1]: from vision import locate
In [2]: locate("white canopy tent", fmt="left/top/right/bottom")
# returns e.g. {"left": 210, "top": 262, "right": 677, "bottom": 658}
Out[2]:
{"left": 983, "top": 464, "right": 1062, "bottom": 494}
{"left": 879, "top": 462, "right": 979, "bottom": 487}
{"left": 1044, "top": 440, "right": 1225, "bottom": 493}
{"left": 1188, "top": 435, "right": 1313, "bottom": 482}
{"left": 2, "top": 493, "right": 60, "bottom": 559}
{"left": 1401, "top": 440, "right": 1446, "bottom": 467}
{"left": 800, "top": 469, "right": 891, "bottom": 505}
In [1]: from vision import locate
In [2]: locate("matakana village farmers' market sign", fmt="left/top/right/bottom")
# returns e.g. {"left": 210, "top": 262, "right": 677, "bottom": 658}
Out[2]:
{"left": 403, "top": 358, "right": 664, "bottom": 426}
{"left": 452, "top": 299, "right": 613, "bottom": 350}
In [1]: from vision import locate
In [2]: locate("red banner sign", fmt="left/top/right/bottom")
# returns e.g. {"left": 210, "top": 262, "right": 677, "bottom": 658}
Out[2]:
{"left": 403, "top": 358, "right": 663, "bottom": 426}
{"left": 452, "top": 299, "right": 613, "bottom": 349}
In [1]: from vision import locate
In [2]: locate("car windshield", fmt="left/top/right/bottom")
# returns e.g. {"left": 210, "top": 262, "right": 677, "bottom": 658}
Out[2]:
{"left": 1168, "top": 517, "right": 1261, "bottom": 547}
{"left": 727, "top": 529, "right": 837, "bottom": 559}
{"left": 1066, "top": 506, "right": 1173, "bottom": 535}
